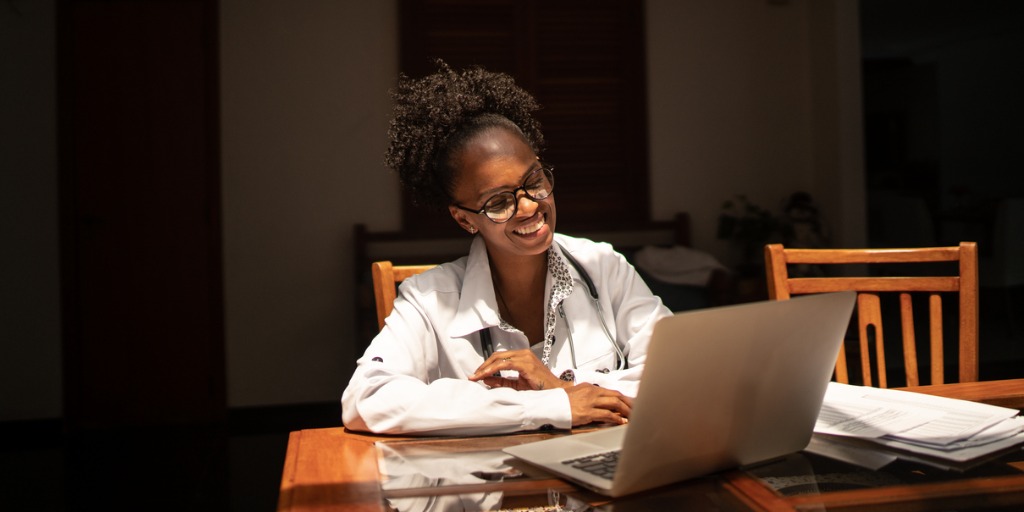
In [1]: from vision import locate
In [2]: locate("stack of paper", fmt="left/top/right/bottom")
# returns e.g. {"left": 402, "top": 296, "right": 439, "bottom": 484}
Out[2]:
{"left": 808, "top": 382, "right": 1024, "bottom": 470}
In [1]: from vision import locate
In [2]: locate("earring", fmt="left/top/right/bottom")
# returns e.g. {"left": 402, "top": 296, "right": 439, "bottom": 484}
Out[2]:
{"left": 467, "top": 226, "right": 477, "bottom": 234}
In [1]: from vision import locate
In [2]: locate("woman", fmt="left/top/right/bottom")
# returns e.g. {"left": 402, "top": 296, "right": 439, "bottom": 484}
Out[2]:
{"left": 342, "top": 62, "right": 672, "bottom": 436}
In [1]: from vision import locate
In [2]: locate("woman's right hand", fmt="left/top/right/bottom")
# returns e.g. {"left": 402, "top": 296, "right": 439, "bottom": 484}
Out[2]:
{"left": 564, "top": 383, "right": 633, "bottom": 426}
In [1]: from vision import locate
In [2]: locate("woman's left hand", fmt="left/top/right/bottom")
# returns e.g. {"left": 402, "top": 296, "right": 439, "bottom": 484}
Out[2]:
{"left": 469, "top": 349, "right": 568, "bottom": 391}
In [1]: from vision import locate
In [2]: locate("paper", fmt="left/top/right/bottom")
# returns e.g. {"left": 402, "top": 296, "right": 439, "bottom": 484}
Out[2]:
{"left": 870, "top": 430, "right": 1024, "bottom": 464}
{"left": 815, "top": 398, "right": 942, "bottom": 438}
{"left": 813, "top": 382, "right": 1024, "bottom": 466}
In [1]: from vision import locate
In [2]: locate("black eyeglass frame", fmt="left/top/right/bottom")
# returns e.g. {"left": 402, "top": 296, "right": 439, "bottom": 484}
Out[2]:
{"left": 452, "top": 166, "right": 555, "bottom": 224}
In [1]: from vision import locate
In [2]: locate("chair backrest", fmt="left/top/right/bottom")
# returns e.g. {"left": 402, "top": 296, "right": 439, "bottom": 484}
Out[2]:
{"left": 371, "top": 261, "right": 437, "bottom": 330}
{"left": 763, "top": 242, "right": 979, "bottom": 387}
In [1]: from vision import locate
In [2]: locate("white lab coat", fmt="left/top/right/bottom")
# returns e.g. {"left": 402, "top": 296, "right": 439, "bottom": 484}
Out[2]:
{"left": 341, "top": 233, "right": 672, "bottom": 436}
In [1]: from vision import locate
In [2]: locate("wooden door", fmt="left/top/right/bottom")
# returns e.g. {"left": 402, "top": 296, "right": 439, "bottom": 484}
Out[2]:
{"left": 59, "top": 0, "right": 225, "bottom": 429}
{"left": 398, "top": 0, "right": 650, "bottom": 234}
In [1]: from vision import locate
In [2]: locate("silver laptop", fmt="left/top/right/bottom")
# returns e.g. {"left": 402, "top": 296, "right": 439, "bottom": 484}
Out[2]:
{"left": 503, "top": 291, "right": 856, "bottom": 497}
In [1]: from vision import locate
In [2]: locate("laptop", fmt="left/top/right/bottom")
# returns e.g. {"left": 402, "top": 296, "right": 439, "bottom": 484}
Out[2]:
{"left": 503, "top": 291, "right": 856, "bottom": 497}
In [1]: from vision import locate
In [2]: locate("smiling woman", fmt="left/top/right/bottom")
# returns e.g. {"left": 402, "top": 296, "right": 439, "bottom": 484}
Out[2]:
{"left": 340, "top": 62, "right": 673, "bottom": 436}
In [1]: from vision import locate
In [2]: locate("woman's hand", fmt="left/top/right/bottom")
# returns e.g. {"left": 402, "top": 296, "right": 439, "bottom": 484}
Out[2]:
{"left": 469, "top": 349, "right": 567, "bottom": 391}
{"left": 564, "top": 383, "right": 632, "bottom": 426}
{"left": 469, "top": 350, "right": 632, "bottom": 426}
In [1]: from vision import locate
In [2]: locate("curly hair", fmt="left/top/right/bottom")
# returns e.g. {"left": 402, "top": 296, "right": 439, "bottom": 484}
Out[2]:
{"left": 384, "top": 61, "right": 545, "bottom": 211}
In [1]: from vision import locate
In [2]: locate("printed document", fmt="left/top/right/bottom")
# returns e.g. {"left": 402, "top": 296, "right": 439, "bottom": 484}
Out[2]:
{"left": 811, "top": 383, "right": 1024, "bottom": 467}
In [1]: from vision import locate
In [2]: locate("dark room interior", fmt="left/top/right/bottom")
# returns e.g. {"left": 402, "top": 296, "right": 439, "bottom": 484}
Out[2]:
{"left": 2, "top": 1, "right": 1022, "bottom": 510}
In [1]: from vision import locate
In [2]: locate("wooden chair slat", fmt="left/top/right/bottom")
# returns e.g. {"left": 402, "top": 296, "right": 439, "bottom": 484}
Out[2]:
{"left": 764, "top": 242, "right": 979, "bottom": 388}
{"left": 788, "top": 277, "right": 960, "bottom": 294}
{"left": 371, "top": 261, "right": 437, "bottom": 331}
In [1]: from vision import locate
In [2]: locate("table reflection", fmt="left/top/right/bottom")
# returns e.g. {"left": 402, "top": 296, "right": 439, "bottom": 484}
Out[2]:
{"left": 747, "top": 448, "right": 1024, "bottom": 497}
{"left": 375, "top": 434, "right": 585, "bottom": 512}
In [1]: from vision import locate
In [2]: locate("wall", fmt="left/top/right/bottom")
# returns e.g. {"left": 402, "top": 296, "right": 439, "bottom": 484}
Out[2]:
{"left": 647, "top": 0, "right": 865, "bottom": 265}
{"left": 0, "top": 0, "right": 62, "bottom": 421}
{"left": 809, "top": 0, "right": 868, "bottom": 250}
{"left": 220, "top": 0, "right": 400, "bottom": 407}
{"left": 1, "top": 0, "right": 863, "bottom": 418}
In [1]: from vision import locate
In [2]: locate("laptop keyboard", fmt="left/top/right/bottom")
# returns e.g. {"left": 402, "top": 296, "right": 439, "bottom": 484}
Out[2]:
{"left": 562, "top": 450, "right": 620, "bottom": 479}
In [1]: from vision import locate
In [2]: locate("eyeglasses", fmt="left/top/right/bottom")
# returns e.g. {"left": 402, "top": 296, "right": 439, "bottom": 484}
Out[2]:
{"left": 453, "top": 166, "right": 555, "bottom": 223}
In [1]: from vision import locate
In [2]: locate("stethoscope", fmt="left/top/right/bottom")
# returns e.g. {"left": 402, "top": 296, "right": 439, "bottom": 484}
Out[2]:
{"left": 479, "top": 243, "right": 627, "bottom": 371}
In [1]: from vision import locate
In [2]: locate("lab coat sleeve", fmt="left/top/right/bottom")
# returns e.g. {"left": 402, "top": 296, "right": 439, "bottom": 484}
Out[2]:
{"left": 341, "top": 282, "right": 573, "bottom": 436}
{"left": 568, "top": 246, "right": 672, "bottom": 396}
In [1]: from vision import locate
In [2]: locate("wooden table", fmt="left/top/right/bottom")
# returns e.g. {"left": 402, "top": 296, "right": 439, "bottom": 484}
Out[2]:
{"left": 278, "top": 379, "right": 1024, "bottom": 511}
{"left": 900, "top": 378, "right": 1024, "bottom": 409}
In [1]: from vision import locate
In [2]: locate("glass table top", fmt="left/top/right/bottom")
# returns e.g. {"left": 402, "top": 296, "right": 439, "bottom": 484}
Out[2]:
{"left": 373, "top": 433, "right": 1024, "bottom": 512}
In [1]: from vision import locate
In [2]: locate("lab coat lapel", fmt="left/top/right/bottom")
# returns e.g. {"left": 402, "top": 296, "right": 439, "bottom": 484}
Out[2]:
{"left": 448, "top": 236, "right": 502, "bottom": 339}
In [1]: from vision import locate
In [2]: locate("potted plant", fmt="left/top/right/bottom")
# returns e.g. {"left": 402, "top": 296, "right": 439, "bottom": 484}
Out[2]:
{"left": 717, "top": 195, "right": 788, "bottom": 278}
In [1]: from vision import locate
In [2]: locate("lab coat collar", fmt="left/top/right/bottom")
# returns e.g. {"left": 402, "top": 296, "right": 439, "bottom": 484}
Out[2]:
{"left": 448, "top": 236, "right": 502, "bottom": 339}
{"left": 447, "top": 235, "right": 577, "bottom": 340}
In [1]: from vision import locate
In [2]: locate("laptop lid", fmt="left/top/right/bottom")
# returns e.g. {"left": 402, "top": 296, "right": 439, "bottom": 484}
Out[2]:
{"left": 504, "top": 291, "right": 856, "bottom": 497}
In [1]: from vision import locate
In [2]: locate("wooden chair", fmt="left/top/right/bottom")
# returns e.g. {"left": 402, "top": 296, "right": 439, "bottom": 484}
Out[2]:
{"left": 764, "top": 242, "right": 979, "bottom": 388}
{"left": 371, "top": 261, "right": 436, "bottom": 330}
